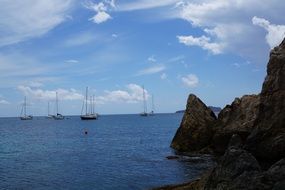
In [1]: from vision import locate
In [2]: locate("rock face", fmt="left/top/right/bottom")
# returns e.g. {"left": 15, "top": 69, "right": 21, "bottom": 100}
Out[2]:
{"left": 171, "top": 94, "right": 217, "bottom": 152}
{"left": 245, "top": 39, "right": 285, "bottom": 164}
{"left": 204, "top": 146, "right": 261, "bottom": 189}
{"left": 212, "top": 94, "right": 260, "bottom": 154}
{"left": 160, "top": 39, "right": 285, "bottom": 190}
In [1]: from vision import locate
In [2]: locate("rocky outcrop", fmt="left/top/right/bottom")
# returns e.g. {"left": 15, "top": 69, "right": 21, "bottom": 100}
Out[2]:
{"left": 212, "top": 95, "right": 260, "bottom": 154}
{"left": 157, "top": 136, "right": 285, "bottom": 190}
{"left": 171, "top": 94, "right": 217, "bottom": 152}
{"left": 161, "top": 38, "right": 285, "bottom": 189}
{"left": 245, "top": 39, "right": 285, "bottom": 164}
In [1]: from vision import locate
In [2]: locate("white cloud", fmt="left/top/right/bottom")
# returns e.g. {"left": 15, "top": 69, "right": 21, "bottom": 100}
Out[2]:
{"left": 252, "top": 16, "right": 285, "bottom": 49}
{"left": 85, "top": 1, "right": 114, "bottom": 24}
{"left": 25, "top": 81, "right": 44, "bottom": 88}
{"left": 177, "top": 35, "right": 224, "bottom": 54}
{"left": 233, "top": 63, "right": 241, "bottom": 68}
{"left": 136, "top": 65, "right": 166, "bottom": 76}
{"left": 17, "top": 85, "right": 83, "bottom": 101}
{"left": 112, "top": 34, "right": 118, "bottom": 38}
{"left": 0, "top": 0, "right": 73, "bottom": 47}
{"left": 89, "top": 11, "right": 112, "bottom": 24}
{"left": 181, "top": 74, "right": 199, "bottom": 88}
{"left": 148, "top": 55, "right": 156, "bottom": 62}
{"left": 173, "top": 0, "right": 285, "bottom": 62}
{"left": 97, "top": 84, "right": 149, "bottom": 104}
{"left": 160, "top": 73, "right": 167, "bottom": 80}
{"left": 0, "top": 99, "right": 10, "bottom": 105}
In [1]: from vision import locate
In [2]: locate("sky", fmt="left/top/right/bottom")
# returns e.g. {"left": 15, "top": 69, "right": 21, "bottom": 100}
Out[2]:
{"left": 0, "top": 0, "right": 285, "bottom": 117}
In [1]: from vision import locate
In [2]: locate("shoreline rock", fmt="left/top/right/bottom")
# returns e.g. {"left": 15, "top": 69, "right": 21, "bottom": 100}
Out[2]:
{"left": 171, "top": 94, "right": 217, "bottom": 152}
{"left": 159, "top": 38, "right": 285, "bottom": 189}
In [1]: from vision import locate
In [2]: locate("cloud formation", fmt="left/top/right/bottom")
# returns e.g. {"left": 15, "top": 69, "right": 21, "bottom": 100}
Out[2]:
{"left": 97, "top": 84, "right": 149, "bottom": 104}
{"left": 0, "top": 0, "right": 73, "bottom": 47}
{"left": 174, "top": 0, "right": 285, "bottom": 61}
{"left": 181, "top": 74, "right": 199, "bottom": 88}
{"left": 0, "top": 99, "right": 10, "bottom": 105}
{"left": 17, "top": 85, "right": 83, "bottom": 101}
{"left": 136, "top": 65, "right": 165, "bottom": 76}
{"left": 177, "top": 35, "right": 224, "bottom": 54}
{"left": 252, "top": 16, "right": 285, "bottom": 49}
{"left": 85, "top": 0, "right": 115, "bottom": 24}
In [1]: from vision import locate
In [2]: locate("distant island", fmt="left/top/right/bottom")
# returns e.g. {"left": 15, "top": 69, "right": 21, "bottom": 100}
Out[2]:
{"left": 176, "top": 106, "right": 222, "bottom": 113}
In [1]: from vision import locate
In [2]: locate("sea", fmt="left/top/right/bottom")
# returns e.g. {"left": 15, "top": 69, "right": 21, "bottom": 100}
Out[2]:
{"left": 0, "top": 114, "right": 214, "bottom": 190}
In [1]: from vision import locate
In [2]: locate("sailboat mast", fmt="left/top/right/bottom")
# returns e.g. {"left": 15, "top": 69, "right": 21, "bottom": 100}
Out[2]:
{"left": 24, "top": 96, "right": 27, "bottom": 116}
{"left": 93, "top": 95, "right": 95, "bottom": 114}
{"left": 56, "top": 92, "right": 59, "bottom": 114}
{"left": 85, "top": 87, "right": 88, "bottom": 115}
{"left": 152, "top": 94, "right": 154, "bottom": 112}
{"left": 143, "top": 86, "right": 147, "bottom": 113}
{"left": 48, "top": 101, "right": 50, "bottom": 115}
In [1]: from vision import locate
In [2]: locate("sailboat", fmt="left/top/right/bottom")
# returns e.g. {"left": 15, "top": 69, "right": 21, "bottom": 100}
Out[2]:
{"left": 53, "top": 92, "right": 64, "bottom": 120}
{"left": 149, "top": 94, "right": 155, "bottom": 116}
{"left": 81, "top": 87, "right": 98, "bottom": 120}
{"left": 20, "top": 96, "right": 33, "bottom": 120}
{"left": 46, "top": 101, "right": 54, "bottom": 119}
{"left": 140, "top": 85, "right": 148, "bottom": 116}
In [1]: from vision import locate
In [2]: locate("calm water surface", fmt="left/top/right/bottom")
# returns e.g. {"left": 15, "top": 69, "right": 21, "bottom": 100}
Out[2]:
{"left": 0, "top": 114, "right": 211, "bottom": 190}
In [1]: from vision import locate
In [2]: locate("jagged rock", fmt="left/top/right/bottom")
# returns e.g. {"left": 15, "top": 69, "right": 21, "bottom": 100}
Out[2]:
{"left": 203, "top": 146, "right": 261, "bottom": 189}
{"left": 245, "top": 38, "right": 285, "bottom": 164}
{"left": 156, "top": 38, "right": 285, "bottom": 190}
{"left": 212, "top": 95, "right": 260, "bottom": 154}
{"left": 171, "top": 94, "right": 217, "bottom": 152}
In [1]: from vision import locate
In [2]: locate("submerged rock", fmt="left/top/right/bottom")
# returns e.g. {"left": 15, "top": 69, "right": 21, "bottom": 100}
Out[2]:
{"left": 171, "top": 94, "right": 217, "bottom": 152}
{"left": 166, "top": 155, "right": 180, "bottom": 160}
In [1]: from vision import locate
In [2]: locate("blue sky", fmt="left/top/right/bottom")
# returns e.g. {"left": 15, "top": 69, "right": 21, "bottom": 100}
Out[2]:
{"left": 0, "top": 0, "right": 285, "bottom": 117}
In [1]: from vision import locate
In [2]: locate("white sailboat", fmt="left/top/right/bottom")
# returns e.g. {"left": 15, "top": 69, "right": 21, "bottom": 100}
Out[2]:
{"left": 20, "top": 96, "right": 33, "bottom": 120}
{"left": 81, "top": 87, "right": 97, "bottom": 120}
{"left": 140, "top": 85, "right": 148, "bottom": 116}
{"left": 46, "top": 101, "right": 54, "bottom": 119}
{"left": 53, "top": 92, "right": 64, "bottom": 120}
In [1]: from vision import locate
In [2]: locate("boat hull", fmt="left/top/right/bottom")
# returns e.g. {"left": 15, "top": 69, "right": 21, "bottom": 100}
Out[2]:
{"left": 53, "top": 114, "right": 64, "bottom": 120}
{"left": 80, "top": 115, "right": 97, "bottom": 120}
{"left": 20, "top": 116, "right": 33, "bottom": 120}
{"left": 140, "top": 112, "right": 148, "bottom": 117}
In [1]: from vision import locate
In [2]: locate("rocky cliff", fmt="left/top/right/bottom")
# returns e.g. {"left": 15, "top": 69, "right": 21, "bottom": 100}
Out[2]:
{"left": 171, "top": 94, "right": 217, "bottom": 152}
{"left": 212, "top": 94, "right": 260, "bottom": 154}
{"left": 159, "top": 38, "right": 285, "bottom": 189}
{"left": 245, "top": 40, "right": 285, "bottom": 164}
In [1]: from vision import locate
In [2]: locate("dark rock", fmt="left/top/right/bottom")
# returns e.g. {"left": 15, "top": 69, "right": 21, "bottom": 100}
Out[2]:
{"left": 245, "top": 38, "right": 285, "bottom": 164}
{"left": 166, "top": 155, "right": 180, "bottom": 160}
{"left": 212, "top": 94, "right": 260, "bottom": 154}
{"left": 156, "top": 39, "right": 285, "bottom": 190}
{"left": 171, "top": 94, "right": 217, "bottom": 152}
{"left": 204, "top": 147, "right": 261, "bottom": 189}
{"left": 228, "top": 134, "right": 243, "bottom": 148}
